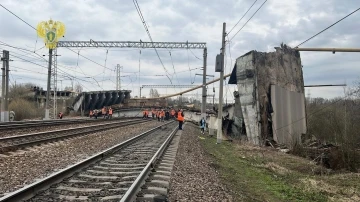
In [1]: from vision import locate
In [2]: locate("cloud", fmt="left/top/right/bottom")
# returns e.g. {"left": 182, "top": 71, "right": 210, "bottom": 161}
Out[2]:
{"left": 0, "top": 0, "right": 359, "bottom": 100}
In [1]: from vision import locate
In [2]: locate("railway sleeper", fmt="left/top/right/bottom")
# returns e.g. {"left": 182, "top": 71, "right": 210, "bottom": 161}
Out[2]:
{"left": 136, "top": 130, "right": 182, "bottom": 202}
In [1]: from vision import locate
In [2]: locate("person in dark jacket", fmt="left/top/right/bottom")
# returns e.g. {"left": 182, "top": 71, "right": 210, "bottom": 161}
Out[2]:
{"left": 165, "top": 110, "right": 170, "bottom": 121}
{"left": 199, "top": 117, "right": 206, "bottom": 135}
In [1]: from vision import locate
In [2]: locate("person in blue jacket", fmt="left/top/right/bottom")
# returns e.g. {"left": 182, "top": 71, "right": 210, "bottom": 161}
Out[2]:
{"left": 199, "top": 117, "right": 206, "bottom": 135}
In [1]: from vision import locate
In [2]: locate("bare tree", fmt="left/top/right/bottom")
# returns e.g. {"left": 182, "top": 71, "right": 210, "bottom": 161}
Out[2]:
{"left": 9, "top": 82, "right": 37, "bottom": 100}
{"left": 149, "top": 88, "right": 160, "bottom": 98}
{"left": 74, "top": 83, "right": 83, "bottom": 93}
{"left": 64, "top": 86, "right": 73, "bottom": 91}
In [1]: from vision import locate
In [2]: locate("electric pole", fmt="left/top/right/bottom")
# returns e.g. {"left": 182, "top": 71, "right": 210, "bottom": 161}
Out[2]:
{"left": 217, "top": 22, "right": 226, "bottom": 144}
{"left": 45, "top": 49, "right": 53, "bottom": 120}
{"left": 1, "top": 50, "right": 9, "bottom": 121}
{"left": 201, "top": 48, "right": 207, "bottom": 120}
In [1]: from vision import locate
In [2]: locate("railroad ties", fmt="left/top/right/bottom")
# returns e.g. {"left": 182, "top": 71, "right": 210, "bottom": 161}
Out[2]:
{"left": 0, "top": 121, "right": 182, "bottom": 202}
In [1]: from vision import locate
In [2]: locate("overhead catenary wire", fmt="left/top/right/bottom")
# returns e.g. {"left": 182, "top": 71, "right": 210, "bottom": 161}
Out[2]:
{"left": 133, "top": 0, "right": 172, "bottom": 84}
{"left": 296, "top": 7, "right": 360, "bottom": 47}
{"left": 188, "top": 49, "right": 202, "bottom": 61}
{"left": 65, "top": 47, "right": 113, "bottom": 71}
{"left": 186, "top": 49, "right": 193, "bottom": 84}
{"left": 169, "top": 51, "right": 180, "bottom": 86}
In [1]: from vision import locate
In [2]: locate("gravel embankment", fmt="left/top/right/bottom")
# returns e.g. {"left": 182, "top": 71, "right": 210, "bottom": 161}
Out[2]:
{"left": 168, "top": 123, "right": 233, "bottom": 201}
{"left": 0, "top": 119, "right": 124, "bottom": 138}
{"left": 0, "top": 120, "right": 164, "bottom": 196}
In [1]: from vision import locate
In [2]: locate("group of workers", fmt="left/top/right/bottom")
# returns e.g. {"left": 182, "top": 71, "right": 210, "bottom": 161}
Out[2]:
{"left": 89, "top": 106, "right": 113, "bottom": 119}
{"left": 142, "top": 108, "right": 176, "bottom": 121}
{"left": 142, "top": 108, "right": 185, "bottom": 130}
{"left": 63, "top": 105, "right": 204, "bottom": 134}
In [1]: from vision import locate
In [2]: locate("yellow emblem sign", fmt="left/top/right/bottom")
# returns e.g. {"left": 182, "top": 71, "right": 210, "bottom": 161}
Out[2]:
{"left": 37, "top": 19, "right": 66, "bottom": 49}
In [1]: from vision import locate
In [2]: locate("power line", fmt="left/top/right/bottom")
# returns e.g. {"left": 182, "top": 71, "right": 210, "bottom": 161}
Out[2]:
{"left": 228, "top": 0, "right": 268, "bottom": 43}
{"left": 0, "top": 3, "right": 37, "bottom": 30}
{"left": 0, "top": 2, "right": 112, "bottom": 72}
{"left": 296, "top": 7, "right": 360, "bottom": 47}
{"left": 227, "top": 0, "right": 258, "bottom": 36}
{"left": 10, "top": 54, "right": 47, "bottom": 69}
{"left": 0, "top": 44, "right": 44, "bottom": 60}
{"left": 4, "top": 42, "right": 103, "bottom": 81}
{"left": 8, "top": 49, "right": 103, "bottom": 90}
{"left": 0, "top": 41, "right": 46, "bottom": 62}
{"left": 10, "top": 65, "right": 48, "bottom": 75}
{"left": 133, "top": 0, "right": 172, "bottom": 84}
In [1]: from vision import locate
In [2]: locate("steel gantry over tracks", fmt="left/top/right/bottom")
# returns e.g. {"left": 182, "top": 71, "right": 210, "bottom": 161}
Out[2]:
{"left": 57, "top": 40, "right": 206, "bottom": 49}
{"left": 141, "top": 85, "right": 199, "bottom": 89}
{"left": 54, "top": 40, "right": 208, "bottom": 119}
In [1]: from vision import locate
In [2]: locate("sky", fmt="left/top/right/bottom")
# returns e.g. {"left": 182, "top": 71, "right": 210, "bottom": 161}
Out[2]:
{"left": 0, "top": 0, "right": 359, "bottom": 102}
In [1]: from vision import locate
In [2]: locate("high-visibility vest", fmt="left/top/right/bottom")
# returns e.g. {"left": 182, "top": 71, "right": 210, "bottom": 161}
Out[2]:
{"left": 102, "top": 108, "right": 106, "bottom": 114}
{"left": 177, "top": 111, "right": 184, "bottom": 121}
{"left": 160, "top": 111, "right": 165, "bottom": 117}
{"left": 109, "top": 109, "right": 113, "bottom": 115}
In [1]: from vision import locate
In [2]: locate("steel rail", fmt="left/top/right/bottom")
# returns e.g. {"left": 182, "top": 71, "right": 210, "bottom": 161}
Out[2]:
{"left": 0, "top": 119, "right": 148, "bottom": 152}
{"left": 120, "top": 122, "right": 178, "bottom": 201}
{"left": 0, "top": 117, "right": 136, "bottom": 130}
{"left": 0, "top": 121, "right": 175, "bottom": 202}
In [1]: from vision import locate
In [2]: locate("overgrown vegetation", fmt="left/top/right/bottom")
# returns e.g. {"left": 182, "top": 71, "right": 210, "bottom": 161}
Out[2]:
{"left": 9, "top": 98, "right": 43, "bottom": 121}
{"left": 304, "top": 89, "right": 360, "bottom": 171}
{"left": 3, "top": 83, "right": 75, "bottom": 120}
{"left": 200, "top": 129, "right": 360, "bottom": 201}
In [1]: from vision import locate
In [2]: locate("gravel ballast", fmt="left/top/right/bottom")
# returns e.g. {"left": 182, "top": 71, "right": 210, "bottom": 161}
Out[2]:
{"left": 168, "top": 123, "right": 233, "bottom": 201}
{"left": 0, "top": 120, "right": 163, "bottom": 196}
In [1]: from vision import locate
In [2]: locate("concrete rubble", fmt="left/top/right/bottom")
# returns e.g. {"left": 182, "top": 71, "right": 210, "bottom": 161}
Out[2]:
{"left": 227, "top": 44, "right": 307, "bottom": 146}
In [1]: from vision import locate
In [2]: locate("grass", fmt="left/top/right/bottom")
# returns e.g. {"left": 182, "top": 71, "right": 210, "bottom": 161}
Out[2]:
{"left": 199, "top": 131, "right": 360, "bottom": 202}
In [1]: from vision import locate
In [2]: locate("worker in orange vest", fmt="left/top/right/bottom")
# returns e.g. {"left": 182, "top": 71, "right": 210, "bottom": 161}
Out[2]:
{"left": 177, "top": 109, "right": 184, "bottom": 130}
{"left": 89, "top": 110, "right": 93, "bottom": 118}
{"left": 160, "top": 109, "right": 165, "bottom": 122}
{"left": 145, "top": 109, "right": 149, "bottom": 118}
{"left": 143, "top": 109, "right": 147, "bottom": 119}
{"left": 58, "top": 112, "right": 63, "bottom": 119}
{"left": 102, "top": 107, "right": 107, "bottom": 119}
{"left": 108, "top": 107, "right": 113, "bottom": 119}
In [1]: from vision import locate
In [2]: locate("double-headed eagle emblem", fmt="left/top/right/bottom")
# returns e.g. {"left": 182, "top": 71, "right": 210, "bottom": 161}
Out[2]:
{"left": 37, "top": 19, "right": 66, "bottom": 49}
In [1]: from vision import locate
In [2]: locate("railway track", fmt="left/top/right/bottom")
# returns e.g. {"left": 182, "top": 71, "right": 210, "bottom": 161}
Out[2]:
{"left": 0, "top": 119, "right": 149, "bottom": 153}
{"left": 0, "top": 121, "right": 180, "bottom": 202}
{"left": 0, "top": 117, "right": 137, "bottom": 131}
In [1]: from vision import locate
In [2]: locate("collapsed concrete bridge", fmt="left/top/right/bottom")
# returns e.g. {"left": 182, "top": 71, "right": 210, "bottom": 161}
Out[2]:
{"left": 71, "top": 90, "right": 131, "bottom": 112}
